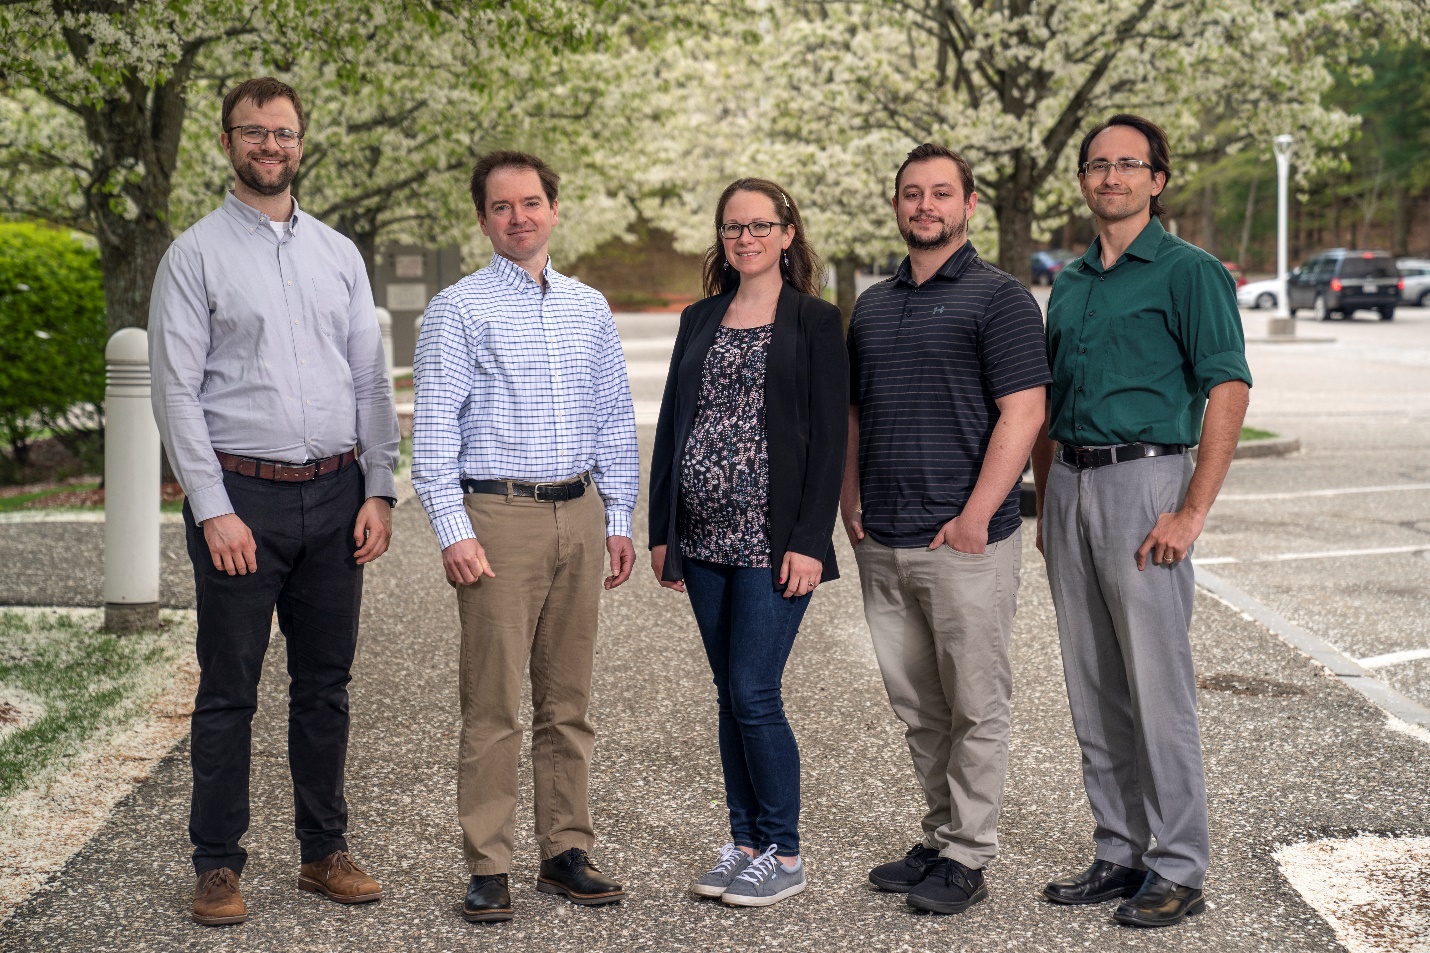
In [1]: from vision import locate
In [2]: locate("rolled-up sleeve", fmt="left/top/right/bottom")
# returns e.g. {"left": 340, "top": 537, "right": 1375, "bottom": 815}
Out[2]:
{"left": 1178, "top": 260, "right": 1253, "bottom": 395}
{"left": 346, "top": 255, "right": 400, "bottom": 501}
{"left": 149, "top": 242, "right": 233, "bottom": 523}
{"left": 591, "top": 304, "right": 639, "bottom": 538}
{"left": 412, "top": 293, "right": 478, "bottom": 550}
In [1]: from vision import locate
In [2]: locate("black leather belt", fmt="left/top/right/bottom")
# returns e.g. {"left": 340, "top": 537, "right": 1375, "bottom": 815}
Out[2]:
{"left": 1060, "top": 442, "right": 1186, "bottom": 470}
{"left": 461, "top": 473, "right": 589, "bottom": 502}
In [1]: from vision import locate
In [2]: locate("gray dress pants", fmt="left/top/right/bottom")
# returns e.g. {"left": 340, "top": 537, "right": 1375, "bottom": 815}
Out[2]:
{"left": 1043, "top": 452, "right": 1210, "bottom": 889}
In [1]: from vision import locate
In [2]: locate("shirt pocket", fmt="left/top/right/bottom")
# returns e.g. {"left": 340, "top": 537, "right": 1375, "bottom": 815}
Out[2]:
{"left": 310, "top": 277, "right": 351, "bottom": 343}
{"left": 1106, "top": 309, "right": 1168, "bottom": 381}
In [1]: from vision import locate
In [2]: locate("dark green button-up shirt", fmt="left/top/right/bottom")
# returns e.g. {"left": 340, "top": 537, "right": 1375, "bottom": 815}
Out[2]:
{"left": 1046, "top": 217, "right": 1251, "bottom": 446}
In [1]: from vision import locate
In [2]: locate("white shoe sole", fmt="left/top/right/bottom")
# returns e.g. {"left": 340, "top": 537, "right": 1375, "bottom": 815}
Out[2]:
{"left": 690, "top": 882, "right": 727, "bottom": 898}
{"left": 721, "top": 879, "right": 807, "bottom": 907}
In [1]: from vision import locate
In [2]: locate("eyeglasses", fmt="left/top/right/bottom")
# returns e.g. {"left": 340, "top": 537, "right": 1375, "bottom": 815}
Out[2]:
{"left": 1081, "top": 159, "right": 1154, "bottom": 177}
{"left": 225, "top": 125, "right": 304, "bottom": 149}
{"left": 718, "top": 221, "right": 788, "bottom": 239}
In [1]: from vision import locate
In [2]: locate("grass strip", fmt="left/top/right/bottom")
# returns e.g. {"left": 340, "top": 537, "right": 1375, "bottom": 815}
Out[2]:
{"left": 0, "top": 609, "right": 188, "bottom": 799}
{"left": 1240, "top": 426, "right": 1278, "bottom": 441}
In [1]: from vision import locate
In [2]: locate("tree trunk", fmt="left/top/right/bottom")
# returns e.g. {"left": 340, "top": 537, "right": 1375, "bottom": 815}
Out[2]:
{"left": 833, "top": 255, "right": 858, "bottom": 327}
{"left": 992, "top": 166, "right": 1036, "bottom": 287}
{"left": 1238, "top": 175, "right": 1258, "bottom": 268}
{"left": 92, "top": 207, "right": 176, "bottom": 335}
{"left": 1201, "top": 180, "right": 1219, "bottom": 256}
{"left": 1390, "top": 182, "right": 1410, "bottom": 258}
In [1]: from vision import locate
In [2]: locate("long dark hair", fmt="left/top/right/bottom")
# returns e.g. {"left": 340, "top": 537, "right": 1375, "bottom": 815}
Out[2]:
{"left": 700, "top": 178, "right": 824, "bottom": 298}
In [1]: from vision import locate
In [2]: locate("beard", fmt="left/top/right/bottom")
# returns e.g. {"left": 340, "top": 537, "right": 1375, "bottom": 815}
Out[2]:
{"left": 899, "top": 213, "right": 967, "bottom": 251}
{"left": 233, "top": 152, "right": 298, "bottom": 197}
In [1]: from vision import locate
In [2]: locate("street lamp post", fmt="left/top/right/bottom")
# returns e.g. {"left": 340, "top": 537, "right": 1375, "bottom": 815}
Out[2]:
{"left": 1269, "top": 134, "right": 1295, "bottom": 336}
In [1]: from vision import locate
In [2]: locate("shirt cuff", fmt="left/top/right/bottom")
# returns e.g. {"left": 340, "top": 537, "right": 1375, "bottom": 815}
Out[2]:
{"left": 363, "top": 466, "right": 397, "bottom": 503}
{"left": 605, "top": 505, "right": 632, "bottom": 539}
{"left": 187, "top": 482, "right": 235, "bottom": 524}
{"left": 431, "top": 510, "right": 477, "bottom": 551}
{"left": 1193, "top": 350, "right": 1253, "bottom": 395}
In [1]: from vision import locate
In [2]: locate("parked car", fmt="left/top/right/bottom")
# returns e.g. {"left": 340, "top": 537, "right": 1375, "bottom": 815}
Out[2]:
{"left": 1237, "top": 277, "right": 1281, "bottom": 310}
{"left": 1031, "top": 249, "right": 1077, "bottom": 285}
{"left": 1221, "top": 261, "right": 1248, "bottom": 288}
{"left": 1286, "top": 249, "right": 1403, "bottom": 321}
{"left": 1396, "top": 258, "right": 1430, "bottom": 307}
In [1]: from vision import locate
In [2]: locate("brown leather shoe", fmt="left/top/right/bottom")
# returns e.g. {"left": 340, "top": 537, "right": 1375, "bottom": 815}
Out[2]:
{"left": 298, "top": 850, "right": 383, "bottom": 904}
{"left": 193, "top": 867, "right": 248, "bottom": 926}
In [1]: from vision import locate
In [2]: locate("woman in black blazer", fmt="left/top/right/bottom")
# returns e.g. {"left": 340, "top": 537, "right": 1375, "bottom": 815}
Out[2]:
{"left": 648, "top": 178, "right": 847, "bottom": 907}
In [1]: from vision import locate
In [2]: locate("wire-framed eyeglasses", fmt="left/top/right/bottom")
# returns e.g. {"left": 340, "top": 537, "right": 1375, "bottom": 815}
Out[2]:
{"left": 1081, "top": 159, "right": 1154, "bottom": 177}
{"left": 226, "top": 125, "right": 304, "bottom": 149}
{"left": 718, "top": 221, "right": 789, "bottom": 240}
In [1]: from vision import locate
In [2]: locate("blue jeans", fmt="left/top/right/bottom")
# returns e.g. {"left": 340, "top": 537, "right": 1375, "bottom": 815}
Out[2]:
{"left": 682, "top": 557, "right": 810, "bottom": 855}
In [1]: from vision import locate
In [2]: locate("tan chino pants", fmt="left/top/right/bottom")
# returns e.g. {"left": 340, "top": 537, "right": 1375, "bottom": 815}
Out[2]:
{"left": 454, "top": 485, "right": 607, "bottom": 875}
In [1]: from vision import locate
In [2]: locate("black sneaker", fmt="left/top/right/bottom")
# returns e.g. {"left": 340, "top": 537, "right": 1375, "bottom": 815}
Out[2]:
{"left": 869, "top": 844, "right": 942, "bottom": 893}
{"left": 907, "top": 858, "right": 988, "bottom": 914}
{"left": 536, "top": 848, "right": 625, "bottom": 906}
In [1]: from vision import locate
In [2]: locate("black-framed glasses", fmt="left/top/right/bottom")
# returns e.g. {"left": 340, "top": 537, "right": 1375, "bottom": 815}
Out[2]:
{"left": 225, "top": 125, "right": 304, "bottom": 149}
{"left": 718, "top": 220, "right": 788, "bottom": 239}
{"left": 1081, "top": 159, "right": 1154, "bottom": 177}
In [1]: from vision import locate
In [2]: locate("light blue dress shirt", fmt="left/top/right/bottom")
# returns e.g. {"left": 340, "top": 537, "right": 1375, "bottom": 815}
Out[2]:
{"left": 411, "top": 253, "right": 639, "bottom": 550}
{"left": 149, "top": 192, "right": 399, "bottom": 523}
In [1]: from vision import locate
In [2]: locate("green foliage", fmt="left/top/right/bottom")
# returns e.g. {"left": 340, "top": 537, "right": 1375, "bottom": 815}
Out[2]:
{"left": 0, "top": 223, "right": 106, "bottom": 466}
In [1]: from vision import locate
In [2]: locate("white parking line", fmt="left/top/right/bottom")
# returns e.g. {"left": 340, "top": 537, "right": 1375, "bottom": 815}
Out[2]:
{"left": 1276, "top": 835, "right": 1430, "bottom": 953}
{"left": 1219, "top": 482, "right": 1430, "bottom": 501}
{"left": 1359, "top": 648, "right": 1430, "bottom": 670}
{"left": 1195, "top": 543, "right": 1430, "bottom": 565}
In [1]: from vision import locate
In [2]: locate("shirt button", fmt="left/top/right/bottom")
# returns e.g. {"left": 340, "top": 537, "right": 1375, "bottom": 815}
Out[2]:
{"left": 293, "top": 320, "right": 299, "bottom": 325}
{"left": 1077, "top": 425, "right": 1083, "bottom": 431}
{"left": 300, "top": 360, "right": 306, "bottom": 365}
{"left": 1077, "top": 386, "right": 1084, "bottom": 393}
{"left": 306, "top": 399, "right": 311, "bottom": 405}
{"left": 1080, "top": 347, "right": 1087, "bottom": 353}
{"left": 1088, "top": 310, "right": 1095, "bottom": 316}
{"left": 287, "top": 280, "right": 293, "bottom": 286}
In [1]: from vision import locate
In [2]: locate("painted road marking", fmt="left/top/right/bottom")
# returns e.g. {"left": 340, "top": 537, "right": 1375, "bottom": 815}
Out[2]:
{"left": 1359, "top": 648, "right": 1430, "bottom": 670}
{"left": 1195, "top": 544, "right": 1430, "bottom": 565}
{"left": 1276, "top": 835, "right": 1430, "bottom": 953}
{"left": 1220, "top": 482, "right": 1430, "bottom": 501}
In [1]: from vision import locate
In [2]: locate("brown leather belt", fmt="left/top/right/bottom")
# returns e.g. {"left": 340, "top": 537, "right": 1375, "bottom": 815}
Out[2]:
{"left": 215, "top": 448, "right": 357, "bottom": 482}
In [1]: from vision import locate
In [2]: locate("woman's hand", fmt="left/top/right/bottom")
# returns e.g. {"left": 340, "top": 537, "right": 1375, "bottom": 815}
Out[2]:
{"left": 650, "top": 544, "right": 685, "bottom": 592}
{"left": 780, "top": 551, "right": 823, "bottom": 599}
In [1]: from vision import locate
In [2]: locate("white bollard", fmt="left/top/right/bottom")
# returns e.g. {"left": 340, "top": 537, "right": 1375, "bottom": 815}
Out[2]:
{"left": 103, "top": 328, "right": 161, "bottom": 634}
{"left": 375, "top": 306, "right": 394, "bottom": 381}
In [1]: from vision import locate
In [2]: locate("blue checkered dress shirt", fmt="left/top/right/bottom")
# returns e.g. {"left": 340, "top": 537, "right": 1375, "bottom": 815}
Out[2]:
{"left": 411, "top": 253, "right": 639, "bottom": 550}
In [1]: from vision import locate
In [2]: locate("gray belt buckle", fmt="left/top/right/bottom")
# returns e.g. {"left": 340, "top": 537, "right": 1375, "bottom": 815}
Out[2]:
{"left": 1074, "top": 447, "right": 1098, "bottom": 469}
{"left": 533, "top": 481, "right": 561, "bottom": 502}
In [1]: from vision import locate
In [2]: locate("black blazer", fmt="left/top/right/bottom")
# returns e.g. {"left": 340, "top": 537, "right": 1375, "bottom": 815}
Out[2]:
{"left": 648, "top": 282, "right": 849, "bottom": 588}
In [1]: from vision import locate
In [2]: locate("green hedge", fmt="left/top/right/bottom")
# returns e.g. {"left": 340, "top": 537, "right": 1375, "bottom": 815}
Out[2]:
{"left": 0, "top": 223, "right": 107, "bottom": 469}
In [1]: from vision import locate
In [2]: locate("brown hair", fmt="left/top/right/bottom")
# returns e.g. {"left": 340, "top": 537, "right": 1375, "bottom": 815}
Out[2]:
{"left": 894, "top": 143, "right": 976, "bottom": 200}
{"left": 700, "top": 178, "right": 824, "bottom": 298}
{"left": 222, "top": 77, "right": 306, "bottom": 133}
{"left": 1078, "top": 113, "right": 1172, "bottom": 217}
{"left": 469, "top": 151, "right": 560, "bottom": 218}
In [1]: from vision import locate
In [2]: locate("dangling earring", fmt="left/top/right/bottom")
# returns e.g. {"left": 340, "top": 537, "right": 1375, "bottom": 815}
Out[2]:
{"left": 782, "top": 251, "right": 789, "bottom": 268}
{"left": 723, "top": 260, "right": 730, "bottom": 270}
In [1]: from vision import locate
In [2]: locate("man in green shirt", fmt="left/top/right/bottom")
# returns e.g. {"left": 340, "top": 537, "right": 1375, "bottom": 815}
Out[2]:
{"left": 1030, "top": 114, "right": 1251, "bottom": 928}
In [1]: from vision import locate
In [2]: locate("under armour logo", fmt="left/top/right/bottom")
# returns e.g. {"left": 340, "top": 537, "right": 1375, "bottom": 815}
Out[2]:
{"left": 932, "top": 305, "right": 946, "bottom": 314}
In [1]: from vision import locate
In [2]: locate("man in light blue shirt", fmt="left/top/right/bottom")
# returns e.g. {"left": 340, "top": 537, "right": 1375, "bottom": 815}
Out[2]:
{"left": 412, "top": 151, "right": 638, "bottom": 922}
{"left": 149, "top": 78, "right": 397, "bottom": 926}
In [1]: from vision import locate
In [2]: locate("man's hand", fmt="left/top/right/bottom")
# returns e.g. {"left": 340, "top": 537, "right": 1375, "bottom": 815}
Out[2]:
{"left": 442, "top": 537, "right": 495, "bottom": 585}
{"left": 606, "top": 535, "right": 635, "bottom": 589}
{"left": 1135, "top": 508, "right": 1205, "bottom": 571}
{"left": 930, "top": 514, "right": 988, "bottom": 555}
{"left": 202, "top": 513, "right": 258, "bottom": 576}
{"left": 779, "top": 550, "right": 823, "bottom": 599}
{"left": 841, "top": 506, "right": 865, "bottom": 549}
{"left": 649, "top": 544, "right": 685, "bottom": 593}
{"left": 352, "top": 498, "right": 393, "bottom": 565}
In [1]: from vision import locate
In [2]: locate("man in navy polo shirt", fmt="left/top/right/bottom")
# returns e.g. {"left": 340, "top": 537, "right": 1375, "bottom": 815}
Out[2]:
{"left": 841, "top": 143, "right": 1050, "bottom": 915}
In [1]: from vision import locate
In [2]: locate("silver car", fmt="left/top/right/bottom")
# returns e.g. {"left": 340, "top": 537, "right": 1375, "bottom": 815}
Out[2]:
{"left": 1397, "top": 258, "right": 1430, "bottom": 307}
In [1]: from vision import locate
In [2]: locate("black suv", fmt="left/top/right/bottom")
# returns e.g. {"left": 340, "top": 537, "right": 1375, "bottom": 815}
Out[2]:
{"left": 1287, "top": 249, "right": 1403, "bottom": 321}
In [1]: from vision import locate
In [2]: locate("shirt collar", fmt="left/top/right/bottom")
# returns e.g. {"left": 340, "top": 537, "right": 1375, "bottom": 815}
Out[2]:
{"left": 1078, "top": 216, "right": 1166, "bottom": 273}
{"left": 221, "top": 190, "right": 303, "bottom": 233}
{"left": 486, "top": 251, "right": 555, "bottom": 290}
{"left": 893, "top": 240, "right": 978, "bottom": 288}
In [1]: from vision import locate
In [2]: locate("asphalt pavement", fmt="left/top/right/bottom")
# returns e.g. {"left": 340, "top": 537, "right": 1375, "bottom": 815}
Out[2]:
{"left": 1, "top": 307, "right": 1428, "bottom": 951}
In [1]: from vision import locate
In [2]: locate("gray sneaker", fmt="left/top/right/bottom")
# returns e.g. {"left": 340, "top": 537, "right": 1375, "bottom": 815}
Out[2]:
{"left": 721, "top": 846, "right": 806, "bottom": 907}
{"left": 691, "top": 843, "right": 752, "bottom": 898}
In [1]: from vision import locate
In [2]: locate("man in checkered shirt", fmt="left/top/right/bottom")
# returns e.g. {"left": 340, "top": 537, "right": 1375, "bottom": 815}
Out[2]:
{"left": 412, "top": 151, "right": 638, "bottom": 922}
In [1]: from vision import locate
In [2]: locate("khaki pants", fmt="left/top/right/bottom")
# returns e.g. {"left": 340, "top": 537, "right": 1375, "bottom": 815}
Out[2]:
{"left": 854, "top": 532, "right": 1021, "bottom": 870}
{"left": 455, "top": 486, "right": 606, "bottom": 875}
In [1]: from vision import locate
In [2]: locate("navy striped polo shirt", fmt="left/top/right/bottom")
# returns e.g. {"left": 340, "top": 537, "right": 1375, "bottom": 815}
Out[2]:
{"left": 848, "top": 241, "right": 1051, "bottom": 547}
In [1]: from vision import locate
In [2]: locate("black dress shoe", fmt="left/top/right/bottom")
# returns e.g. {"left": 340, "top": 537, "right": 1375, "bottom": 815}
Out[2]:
{"left": 1113, "top": 872, "right": 1205, "bottom": 927}
{"left": 906, "top": 858, "right": 988, "bottom": 915}
{"left": 1042, "top": 859, "right": 1146, "bottom": 905}
{"left": 869, "top": 844, "right": 942, "bottom": 893}
{"left": 536, "top": 848, "right": 625, "bottom": 906}
{"left": 464, "top": 873, "right": 513, "bottom": 923}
